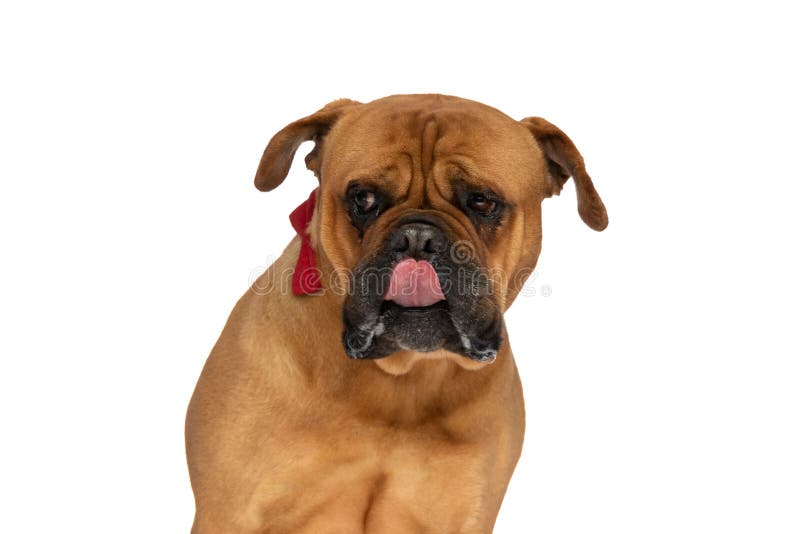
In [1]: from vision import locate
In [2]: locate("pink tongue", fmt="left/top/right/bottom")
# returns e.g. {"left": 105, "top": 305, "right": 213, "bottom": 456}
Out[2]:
{"left": 385, "top": 259, "right": 445, "bottom": 307}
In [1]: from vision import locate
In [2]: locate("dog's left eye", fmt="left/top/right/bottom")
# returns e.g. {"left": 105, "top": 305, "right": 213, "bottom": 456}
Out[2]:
{"left": 467, "top": 193, "right": 499, "bottom": 217}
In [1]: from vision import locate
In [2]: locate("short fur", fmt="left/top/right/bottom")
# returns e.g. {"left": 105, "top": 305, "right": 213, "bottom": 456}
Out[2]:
{"left": 186, "top": 94, "right": 607, "bottom": 533}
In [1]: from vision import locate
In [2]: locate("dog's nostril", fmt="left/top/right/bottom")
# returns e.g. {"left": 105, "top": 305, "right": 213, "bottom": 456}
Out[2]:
{"left": 392, "top": 223, "right": 446, "bottom": 258}
{"left": 425, "top": 234, "right": 447, "bottom": 255}
{"left": 393, "top": 234, "right": 410, "bottom": 253}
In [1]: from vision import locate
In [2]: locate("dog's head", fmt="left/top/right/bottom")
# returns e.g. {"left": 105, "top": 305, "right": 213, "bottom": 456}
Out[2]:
{"left": 255, "top": 95, "right": 607, "bottom": 368}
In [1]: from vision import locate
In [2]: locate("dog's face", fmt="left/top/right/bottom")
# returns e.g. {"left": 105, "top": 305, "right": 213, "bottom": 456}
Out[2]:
{"left": 255, "top": 95, "right": 607, "bottom": 367}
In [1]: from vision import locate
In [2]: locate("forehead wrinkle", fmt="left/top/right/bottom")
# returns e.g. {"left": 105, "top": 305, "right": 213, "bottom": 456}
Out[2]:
{"left": 428, "top": 166, "right": 448, "bottom": 207}
{"left": 441, "top": 157, "right": 512, "bottom": 200}
{"left": 399, "top": 150, "right": 415, "bottom": 201}
{"left": 420, "top": 117, "right": 439, "bottom": 178}
{"left": 419, "top": 116, "right": 444, "bottom": 207}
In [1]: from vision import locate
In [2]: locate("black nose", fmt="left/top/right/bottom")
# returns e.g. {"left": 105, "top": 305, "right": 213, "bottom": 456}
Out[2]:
{"left": 389, "top": 223, "right": 448, "bottom": 259}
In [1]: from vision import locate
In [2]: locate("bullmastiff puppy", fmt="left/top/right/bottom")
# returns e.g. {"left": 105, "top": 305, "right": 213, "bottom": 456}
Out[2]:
{"left": 186, "top": 94, "right": 607, "bottom": 533}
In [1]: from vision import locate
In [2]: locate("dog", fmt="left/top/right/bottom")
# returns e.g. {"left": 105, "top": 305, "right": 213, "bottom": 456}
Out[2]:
{"left": 186, "top": 94, "right": 607, "bottom": 533}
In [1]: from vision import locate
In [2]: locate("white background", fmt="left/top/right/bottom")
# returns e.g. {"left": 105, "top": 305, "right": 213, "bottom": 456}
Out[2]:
{"left": 1, "top": 1, "right": 798, "bottom": 532}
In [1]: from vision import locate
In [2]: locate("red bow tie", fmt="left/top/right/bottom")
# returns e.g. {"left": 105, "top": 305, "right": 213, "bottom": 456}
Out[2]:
{"left": 288, "top": 189, "right": 323, "bottom": 295}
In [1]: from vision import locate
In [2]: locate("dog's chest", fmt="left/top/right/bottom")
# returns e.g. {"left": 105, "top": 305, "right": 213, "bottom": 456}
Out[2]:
{"left": 242, "top": 426, "right": 491, "bottom": 532}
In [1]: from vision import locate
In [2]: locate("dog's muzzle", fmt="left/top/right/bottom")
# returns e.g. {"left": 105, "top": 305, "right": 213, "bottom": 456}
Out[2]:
{"left": 341, "top": 217, "right": 503, "bottom": 362}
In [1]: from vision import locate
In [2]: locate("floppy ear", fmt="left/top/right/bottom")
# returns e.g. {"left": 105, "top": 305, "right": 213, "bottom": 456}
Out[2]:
{"left": 254, "top": 99, "right": 360, "bottom": 192}
{"left": 520, "top": 117, "right": 608, "bottom": 231}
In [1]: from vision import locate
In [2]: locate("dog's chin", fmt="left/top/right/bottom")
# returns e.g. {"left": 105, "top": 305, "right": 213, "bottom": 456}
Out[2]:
{"left": 377, "top": 300, "right": 454, "bottom": 352}
{"left": 342, "top": 299, "right": 501, "bottom": 364}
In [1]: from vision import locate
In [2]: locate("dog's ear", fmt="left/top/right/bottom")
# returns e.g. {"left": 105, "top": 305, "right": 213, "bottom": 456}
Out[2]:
{"left": 254, "top": 99, "right": 360, "bottom": 192}
{"left": 520, "top": 117, "right": 608, "bottom": 231}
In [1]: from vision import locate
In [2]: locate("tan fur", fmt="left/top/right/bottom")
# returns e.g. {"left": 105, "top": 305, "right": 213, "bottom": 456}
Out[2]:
{"left": 186, "top": 94, "right": 606, "bottom": 533}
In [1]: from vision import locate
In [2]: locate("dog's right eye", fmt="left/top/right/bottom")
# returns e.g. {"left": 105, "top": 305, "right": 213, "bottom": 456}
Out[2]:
{"left": 353, "top": 190, "right": 377, "bottom": 214}
{"left": 346, "top": 185, "right": 387, "bottom": 234}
